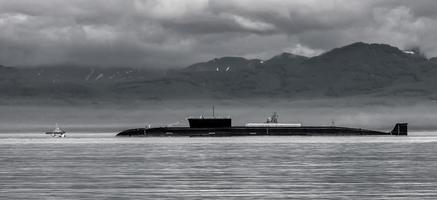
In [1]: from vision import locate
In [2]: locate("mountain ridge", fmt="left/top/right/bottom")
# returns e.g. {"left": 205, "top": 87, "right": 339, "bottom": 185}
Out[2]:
{"left": 2, "top": 42, "right": 437, "bottom": 103}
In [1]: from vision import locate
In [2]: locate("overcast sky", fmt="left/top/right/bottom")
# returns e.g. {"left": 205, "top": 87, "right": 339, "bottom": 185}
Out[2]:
{"left": 1, "top": 0, "right": 437, "bottom": 68}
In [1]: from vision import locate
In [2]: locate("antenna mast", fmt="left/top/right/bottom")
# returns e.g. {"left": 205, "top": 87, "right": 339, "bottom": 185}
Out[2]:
{"left": 212, "top": 106, "right": 215, "bottom": 117}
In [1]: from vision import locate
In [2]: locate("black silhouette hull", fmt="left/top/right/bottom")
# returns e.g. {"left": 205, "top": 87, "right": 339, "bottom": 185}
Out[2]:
{"left": 117, "top": 124, "right": 407, "bottom": 137}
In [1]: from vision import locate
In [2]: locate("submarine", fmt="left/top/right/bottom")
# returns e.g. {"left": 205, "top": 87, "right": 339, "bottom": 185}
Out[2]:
{"left": 116, "top": 112, "right": 407, "bottom": 137}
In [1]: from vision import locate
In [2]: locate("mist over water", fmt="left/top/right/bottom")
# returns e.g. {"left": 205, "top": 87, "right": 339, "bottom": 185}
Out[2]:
{"left": 2, "top": 98, "right": 437, "bottom": 133}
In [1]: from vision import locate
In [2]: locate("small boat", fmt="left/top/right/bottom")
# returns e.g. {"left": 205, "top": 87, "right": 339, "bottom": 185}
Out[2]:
{"left": 45, "top": 123, "right": 66, "bottom": 137}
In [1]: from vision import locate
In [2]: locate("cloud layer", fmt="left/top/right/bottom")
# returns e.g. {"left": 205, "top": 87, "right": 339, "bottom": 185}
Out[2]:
{"left": 1, "top": 0, "right": 437, "bottom": 67}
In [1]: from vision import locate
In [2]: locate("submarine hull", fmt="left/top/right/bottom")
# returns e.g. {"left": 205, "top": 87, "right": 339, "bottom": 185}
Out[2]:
{"left": 117, "top": 124, "right": 407, "bottom": 137}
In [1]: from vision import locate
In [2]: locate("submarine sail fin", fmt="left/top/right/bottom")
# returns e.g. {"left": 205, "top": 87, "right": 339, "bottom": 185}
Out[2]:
{"left": 391, "top": 123, "right": 408, "bottom": 135}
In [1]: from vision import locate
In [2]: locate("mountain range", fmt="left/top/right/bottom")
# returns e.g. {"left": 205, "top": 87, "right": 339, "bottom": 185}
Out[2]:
{"left": 2, "top": 42, "right": 437, "bottom": 104}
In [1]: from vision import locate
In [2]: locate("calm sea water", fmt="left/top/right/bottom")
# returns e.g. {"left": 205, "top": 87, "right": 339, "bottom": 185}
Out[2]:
{"left": 1, "top": 133, "right": 437, "bottom": 199}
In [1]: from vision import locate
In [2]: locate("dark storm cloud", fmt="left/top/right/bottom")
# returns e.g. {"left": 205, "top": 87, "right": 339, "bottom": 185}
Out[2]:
{"left": 0, "top": 0, "right": 437, "bottom": 67}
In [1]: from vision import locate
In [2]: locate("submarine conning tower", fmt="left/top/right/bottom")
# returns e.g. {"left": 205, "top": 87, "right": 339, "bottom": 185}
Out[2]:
{"left": 188, "top": 117, "right": 232, "bottom": 128}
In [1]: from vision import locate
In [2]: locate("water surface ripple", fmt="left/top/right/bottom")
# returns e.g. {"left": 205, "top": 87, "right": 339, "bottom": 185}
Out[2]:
{"left": 1, "top": 134, "right": 437, "bottom": 199}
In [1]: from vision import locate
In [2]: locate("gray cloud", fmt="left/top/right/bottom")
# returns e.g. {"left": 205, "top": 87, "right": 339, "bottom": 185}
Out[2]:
{"left": 1, "top": 0, "right": 437, "bottom": 68}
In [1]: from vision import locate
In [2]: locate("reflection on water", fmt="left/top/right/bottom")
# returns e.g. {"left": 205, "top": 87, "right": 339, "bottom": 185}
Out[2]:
{"left": 1, "top": 133, "right": 437, "bottom": 199}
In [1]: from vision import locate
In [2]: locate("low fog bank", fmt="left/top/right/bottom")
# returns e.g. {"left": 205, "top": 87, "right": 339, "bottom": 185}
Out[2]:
{"left": 1, "top": 97, "right": 437, "bottom": 133}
